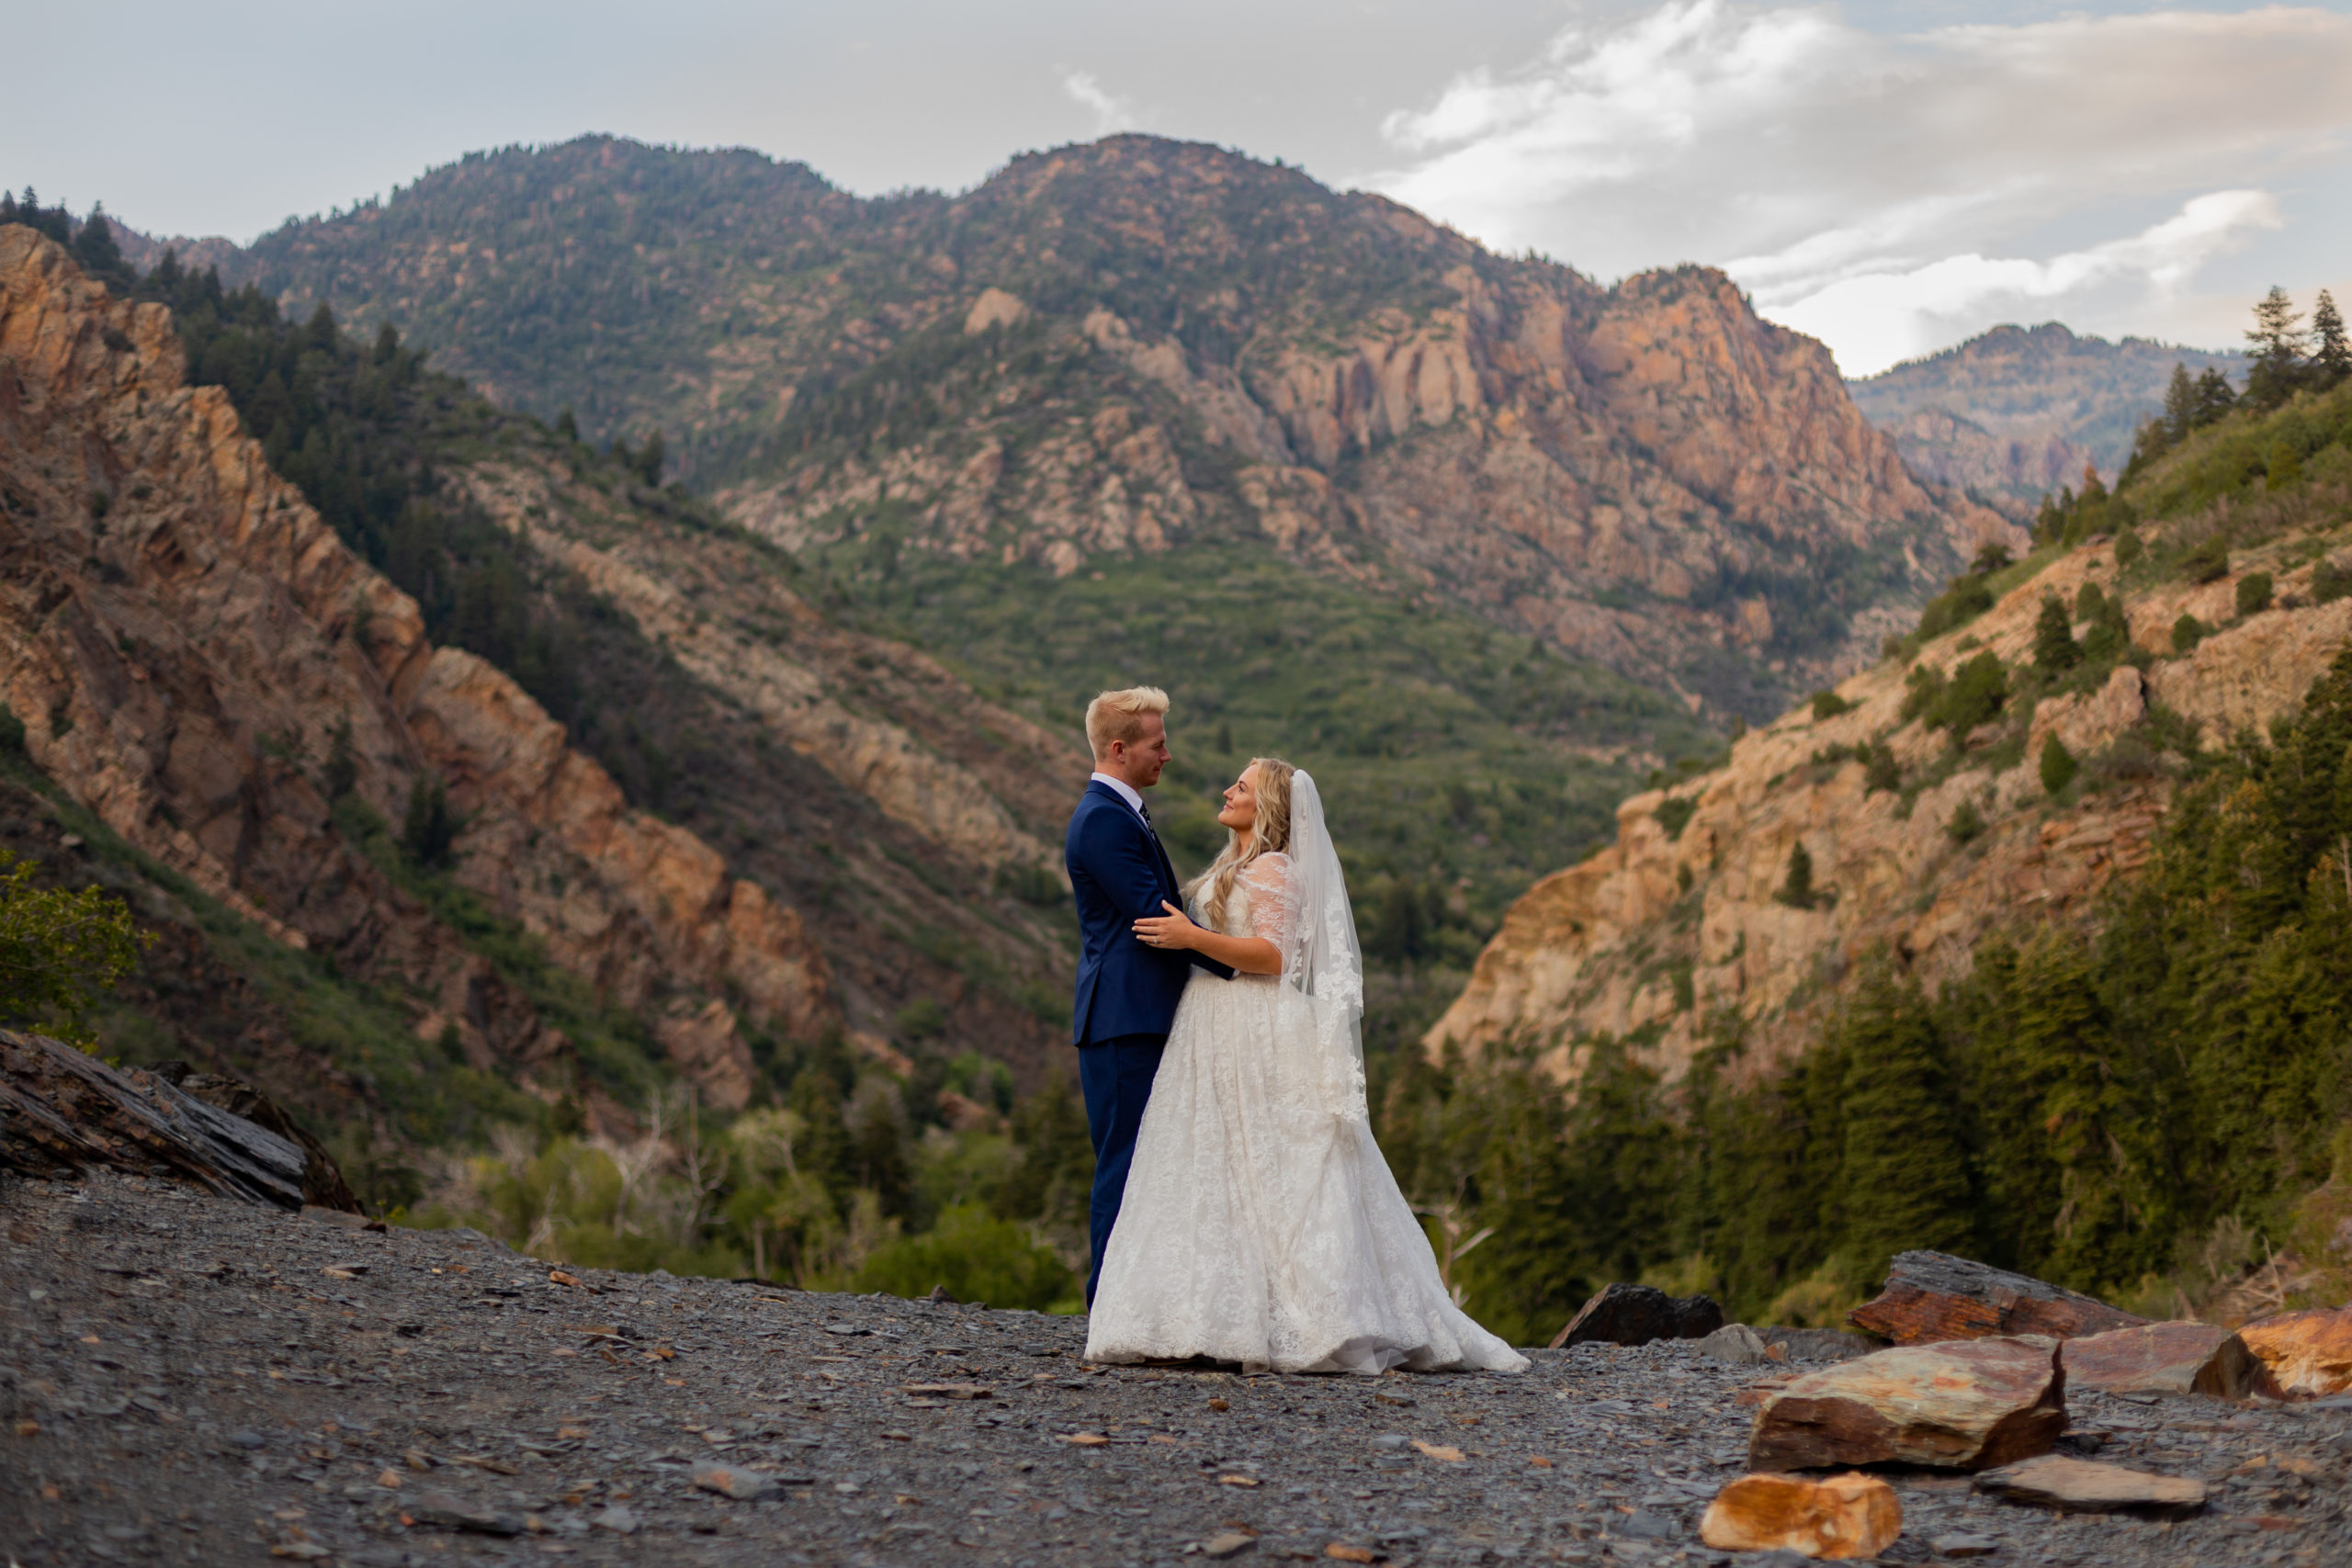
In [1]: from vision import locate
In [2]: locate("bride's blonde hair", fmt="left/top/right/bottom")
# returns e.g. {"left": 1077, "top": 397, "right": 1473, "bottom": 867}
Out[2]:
{"left": 1185, "top": 757, "right": 1296, "bottom": 931}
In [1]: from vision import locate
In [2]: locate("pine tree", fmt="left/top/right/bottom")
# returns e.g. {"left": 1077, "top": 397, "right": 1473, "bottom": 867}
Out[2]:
{"left": 1834, "top": 967, "right": 1978, "bottom": 1285}
{"left": 2162, "top": 363, "right": 2198, "bottom": 444}
{"left": 1777, "top": 840, "right": 1816, "bottom": 910}
{"left": 638, "top": 428, "right": 666, "bottom": 486}
{"left": 555, "top": 407, "right": 581, "bottom": 444}
{"left": 2032, "top": 594, "right": 2080, "bottom": 673}
{"left": 2192, "top": 367, "right": 2237, "bottom": 427}
{"left": 2245, "top": 286, "right": 2310, "bottom": 409}
{"left": 2040, "top": 735, "right": 2079, "bottom": 795}
{"left": 68, "top": 206, "right": 126, "bottom": 281}
{"left": 2313, "top": 290, "right": 2352, "bottom": 389}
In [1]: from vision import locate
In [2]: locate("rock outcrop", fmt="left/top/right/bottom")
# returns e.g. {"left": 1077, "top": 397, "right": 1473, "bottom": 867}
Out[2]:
{"left": 1427, "top": 516, "right": 2352, "bottom": 1086}
{"left": 0, "top": 226, "right": 835, "bottom": 1103}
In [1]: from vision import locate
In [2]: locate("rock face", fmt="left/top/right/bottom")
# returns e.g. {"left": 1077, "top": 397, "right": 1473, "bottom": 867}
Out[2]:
{"left": 1747, "top": 1337, "right": 2068, "bottom": 1472}
{"left": 2059, "top": 1322, "right": 2267, "bottom": 1401}
{"left": 1849, "top": 1252, "right": 2147, "bottom": 1346}
{"left": 1426, "top": 519, "right": 2352, "bottom": 1088}
{"left": 0, "top": 226, "right": 834, "bottom": 1104}
{"left": 1549, "top": 1281, "right": 1724, "bottom": 1348}
{"left": 228, "top": 134, "right": 2006, "bottom": 711}
{"left": 2237, "top": 1308, "right": 2352, "bottom": 1397}
{"left": 1699, "top": 1471, "right": 1903, "bottom": 1560}
{"left": 0, "top": 1028, "right": 314, "bottom": 1207}
{"left": 1972, "top": 1455, "right": 2206, "bottom": 1516}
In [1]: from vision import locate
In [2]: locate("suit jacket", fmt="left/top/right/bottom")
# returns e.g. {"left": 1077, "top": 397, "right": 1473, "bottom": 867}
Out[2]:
{"left": 1066, "top": 780, "right": 1231, "bottom": 1043}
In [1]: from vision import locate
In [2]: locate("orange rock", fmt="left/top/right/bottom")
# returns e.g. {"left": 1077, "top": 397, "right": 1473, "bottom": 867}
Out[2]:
{"left": 1849, "top": 1251, "right": 2144, "bottom": 1346}
{"left": 2060, "top": 1321, "right": 2267, "bottom": 1399}
{"left": 1699, "top": 1472, "right": 1902, "bottom": 1559}
{"left": 1748, "top": 1337, "right": 2065, "bottom": 1472}
{"left": 2237, "top": 1307, "right": 2352, "bottom": 1396}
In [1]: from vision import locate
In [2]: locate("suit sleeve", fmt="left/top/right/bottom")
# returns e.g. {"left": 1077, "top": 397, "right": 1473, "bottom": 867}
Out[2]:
{"left": 1073, "top": 807, "right": 1177, "bottom": 923}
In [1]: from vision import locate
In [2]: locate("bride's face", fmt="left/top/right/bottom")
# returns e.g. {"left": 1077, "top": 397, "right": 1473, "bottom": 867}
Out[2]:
{"left": 1216, "top": 765, "right": 1259, "bottom": 836}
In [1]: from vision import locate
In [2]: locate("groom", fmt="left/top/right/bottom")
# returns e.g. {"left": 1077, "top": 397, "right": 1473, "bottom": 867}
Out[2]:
{"left": 1066, "top": 686, "right": 1229, "bottom": 1306}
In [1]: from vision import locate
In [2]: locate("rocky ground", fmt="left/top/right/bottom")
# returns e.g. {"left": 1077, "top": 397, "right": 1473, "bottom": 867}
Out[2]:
{"left": 4, "top": 1170, "right": 2348, "bottom": 1567}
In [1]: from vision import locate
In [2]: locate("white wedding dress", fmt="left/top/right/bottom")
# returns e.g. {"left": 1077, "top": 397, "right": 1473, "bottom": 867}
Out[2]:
{"left": 1084, "top": 774, "right": 1528, "bottom": 1376}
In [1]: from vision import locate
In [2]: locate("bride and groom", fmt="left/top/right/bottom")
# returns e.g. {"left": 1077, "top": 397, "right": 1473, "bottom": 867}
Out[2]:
{"left": 1066, "top": 686, "right": 1525, "bottom": 1375}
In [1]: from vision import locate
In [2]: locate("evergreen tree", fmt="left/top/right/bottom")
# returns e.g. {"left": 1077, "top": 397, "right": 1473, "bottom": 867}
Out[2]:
{"left": 637, "top": 428, "right": 666, "bottom": 486}
{"left": 69, "top": 206, "right": 127, "bottom": 283}
{"left": 2040, "top": 735, "right": 2079, "bottom": 795}
{"left": 401, "top": 774, "right": 461, "bottom": 867}
{"left": 1834, "top": 967, "right": 1978, "bottom": 1284}
{"left": 2191, "top": 367, "right": 2237, "bottom": 427}
{"left": 556, "top": 406, "right": 581, "bottom": 444}
{"left": 2162, "top": 363, "right": 2199, "bottom": 444}
{"left": 2032, "top": 594, "right": 2080, "bottom": 673}
{"left": 2314, "top": 290, "right": 2352, "bottom": 389}
{"left": 1777, "top": 840, "right": 1816, "bottom": 910}
{"left": 2245, "top": 286, "right": 2310, "bottom": 409}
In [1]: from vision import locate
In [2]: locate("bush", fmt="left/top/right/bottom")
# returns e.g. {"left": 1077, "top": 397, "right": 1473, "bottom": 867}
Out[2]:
{"left": 0, "top": 850, "right": 153, "bottom": 1042}
{"left": 1811, "top": 690, "right": 1854, "bottom": 720}
{"left": 1863, "top": 744, "right": 1902, "bottom": 794}
{"left": 2115, "top": 526, "right": 2143, "bottom": 569}
{"left": 2172, "top": 614, "right": 2208, "bottom": 656}
{"left": 2181, "top": 536, "right": 2230, "bottom": 584}
{"left": 1654, "top": 795, "right": 1697, "bottom": 840}
{"left": 2316, "top": 559, "right": 2352, "bottom": 605}
{"left": 2236, "top": 572, "right": 2274, "bottom": 618}
{"left": 2040, "top": 735, "right": 2080, "bottom": 795}
{"left": 2074, "top": 582, "right": 2107, "bottom": 623}
{"left": 0, "top": 704, "right": 23, "bottom": 758}
{"left": 1937, "top": 653, "right": 2010, "bottom": 738}
{"left": 1944, "top": 798, "right": 1986, "bottom": 843}
{"left": 850, "top": 1203, "right": 1077, "bottom": 1310}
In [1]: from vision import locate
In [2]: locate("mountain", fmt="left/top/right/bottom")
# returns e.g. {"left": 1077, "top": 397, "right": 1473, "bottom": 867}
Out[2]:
{"left": 1400, "top": 364, "right": 2352, "bottom": 1328}
{"left": 216, "top": 135, "right": 2005, "bottom": 723}
{"left": 1848, "top": 321, "right": 2245, "bottom": 502}
{"left": 0, "top": 224, "right": 1091, "bottom": 1153}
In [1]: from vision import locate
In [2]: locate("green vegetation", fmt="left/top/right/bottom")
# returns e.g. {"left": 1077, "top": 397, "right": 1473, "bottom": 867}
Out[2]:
{"left": 0, "top": 846, "right": 150, "bottom": 1044}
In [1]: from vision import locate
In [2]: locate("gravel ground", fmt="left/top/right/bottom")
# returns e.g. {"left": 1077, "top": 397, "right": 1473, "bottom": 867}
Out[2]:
{"left": 4, "top": 1169, "right": 2348, "bottom": 1567}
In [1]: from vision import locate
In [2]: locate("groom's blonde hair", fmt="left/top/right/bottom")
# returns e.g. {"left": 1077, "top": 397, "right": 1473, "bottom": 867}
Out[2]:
{"left": 1085, "top": 686, "right": 1170, "bottom": 759}
{"left": 1187, "top": 757, "right": 1295, "bottom": 932}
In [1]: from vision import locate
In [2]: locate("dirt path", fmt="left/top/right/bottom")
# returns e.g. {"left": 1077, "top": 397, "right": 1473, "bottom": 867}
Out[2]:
{"left": 3, "top": 1170, "right": 2346, "bottom": 1565}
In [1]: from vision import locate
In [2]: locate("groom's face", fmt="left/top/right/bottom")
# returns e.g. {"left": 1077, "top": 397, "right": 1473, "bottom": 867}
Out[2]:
{"left": 1106, "top": 715, "right": 1170, "bottom": 788}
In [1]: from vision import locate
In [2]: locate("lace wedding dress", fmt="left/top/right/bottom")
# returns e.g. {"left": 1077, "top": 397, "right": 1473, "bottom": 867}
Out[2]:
{"left": 1084, "top": 775, "right": 1528, "bottom": 1376}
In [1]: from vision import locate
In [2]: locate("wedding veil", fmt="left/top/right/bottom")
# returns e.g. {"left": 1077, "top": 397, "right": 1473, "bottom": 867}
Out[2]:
{"left": 1282, "top": 771, "right": 1369, "bottom": 1124}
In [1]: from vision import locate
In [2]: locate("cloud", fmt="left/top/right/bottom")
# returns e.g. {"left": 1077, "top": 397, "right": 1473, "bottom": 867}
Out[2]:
{"left": 1063, "top": 70, "right": 1137, "bottom": 136}
{"left": 1370, "top": 2, "right": 2352, "bottom": 371}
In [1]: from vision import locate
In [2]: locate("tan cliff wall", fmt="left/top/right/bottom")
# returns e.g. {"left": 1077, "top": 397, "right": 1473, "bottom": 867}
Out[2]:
{"left": 1429, "top": 525, "right": 2352, "bottom": 1088}
{"left": 0, "top": 226, "right": 833, "bottom": 1109}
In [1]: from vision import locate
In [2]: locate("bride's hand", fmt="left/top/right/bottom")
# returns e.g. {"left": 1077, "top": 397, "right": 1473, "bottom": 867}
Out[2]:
{"left": 1133, "top": 901, "right": 1198, "bottom": 952}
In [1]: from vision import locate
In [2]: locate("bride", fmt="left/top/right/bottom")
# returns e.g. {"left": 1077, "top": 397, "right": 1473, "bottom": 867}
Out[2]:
{"left": 1084, "top": 758, "right": 1528, "bottom": 1375}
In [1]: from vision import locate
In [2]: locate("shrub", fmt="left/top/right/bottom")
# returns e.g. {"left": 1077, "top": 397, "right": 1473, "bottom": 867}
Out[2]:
{"left": 2181, "top": 536, "right": 2230, "bottom": 584}
{"left": 1654, "top": 795, "right": 1697, "bottom": 840}
{"left": 2074, "top": 582, "right": 2107, "bottom": 623}
{"left": 1944, "top": 798, "right": 1986, "bottom": 843}
{"left": 1811, "top": 690, "right": 1854, "bottom": 720}
{"left": 1863, "top": 744, "right": 1902, "bottom": 794}
{"left": 2316, "top": 558, "right": 2352, "bottom": 604}
{"left": 850, "top": 1203, "right": 1077, "bottom": 1310}
{"left": 2040, "top": 735, "right": 2080, "bottom": 795}
{"left": 0, "top": 704, "right": 23, "bottom": 758}
{"left": 1900, "top": 663, "right": 1946, "bottom": 723}
{"left": 2236, "top": 572, "right": 2274, "bottom": 618}
{"left": 2115, "top": 526, "right": 2144, "bottom": 569}
{"left": 2267, "top": 439, "right": 2303, "bottom": 491}
{"left": 2172, "top": 613, "right": 2209, "bottom": 656}
{"left": 0, "top": 850, "right": 153, "bottom": 1042}
{"left": 1937, "top": 653, "right": 2010, "bottom": 737}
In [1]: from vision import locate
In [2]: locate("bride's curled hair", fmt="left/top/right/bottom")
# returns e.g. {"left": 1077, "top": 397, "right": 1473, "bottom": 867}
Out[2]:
{"left": 1185, "top": 757, "right": 1295, "bottom": 931}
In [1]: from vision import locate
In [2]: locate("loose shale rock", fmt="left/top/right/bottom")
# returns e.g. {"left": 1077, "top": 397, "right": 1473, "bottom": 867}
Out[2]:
{"left": 2059, "top": 1320, "right": 2266, "bottom": 1399}
{"left": 1700, "top": 1471, "right": 1903, "bottom": 1559}
{"left": 2238, "top": 1306, "right": 2352, "bottom": 1396}
{"left": 1972, "top": 1455, "right": 2206, "bottom": 1515}
{"left": 1748, "top": 1337, "right": 2067, "bottom": 1472}
{"left": 1549, "top": 1281, "right": 1724, "bottom": 1348}
{"left": 1849, "top": 1252, "right": 2145, "bottom": 1345}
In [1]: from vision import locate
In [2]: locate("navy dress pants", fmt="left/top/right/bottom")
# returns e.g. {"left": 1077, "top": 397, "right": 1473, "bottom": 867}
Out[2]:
{"left": 1078, "top": 1032, "right": 1167, "bottom": 1307}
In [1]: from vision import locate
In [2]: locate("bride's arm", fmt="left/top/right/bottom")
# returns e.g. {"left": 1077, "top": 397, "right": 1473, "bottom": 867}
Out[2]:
{"left": 1132, "top": 901, "right": 1281, "bottom": 975}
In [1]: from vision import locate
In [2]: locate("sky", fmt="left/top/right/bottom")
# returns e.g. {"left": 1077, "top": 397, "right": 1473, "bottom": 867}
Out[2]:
{"left": 7, "top": 0, "right": 2351, "bottom": 376}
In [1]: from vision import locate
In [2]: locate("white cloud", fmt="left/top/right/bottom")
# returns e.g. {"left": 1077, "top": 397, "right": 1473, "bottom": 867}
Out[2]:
{"left": 1370, "top": 2, "right": 2352, "bottom": 371}
{"left": 1062, "top": 70, "right": 1137, "bottom": 136}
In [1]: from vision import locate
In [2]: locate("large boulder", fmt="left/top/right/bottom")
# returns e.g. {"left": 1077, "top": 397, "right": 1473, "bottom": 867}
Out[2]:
{"left": 1748, "top": 1336, "right": 2067, "bottom": 1472}
{"left": 1849, "top": 1251, "right": 2145, "bottom": 1345}
{"left": 1548, "top": 1282, "right": 1725, "bottom": 1349}
{"left": 1699, "top": 1471, "right": 1902, "bottom": 1560}
{"left": 2236, "top": 1307, "right": 2352, "bottom": 1396}
{"left": 2059, "top": 1321, "right": 2267, "bottom": 1400}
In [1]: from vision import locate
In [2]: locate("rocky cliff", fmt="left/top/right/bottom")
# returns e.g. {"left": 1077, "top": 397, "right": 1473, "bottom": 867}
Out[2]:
{"left": 0, "top": 227, "right": 1080, "bottom": 1119}
{"left": 230, "top": 135, "right": 2007, "bottom": 713}
{"left": 1428, "top": 506, "right": 2352, "bottom": 1087}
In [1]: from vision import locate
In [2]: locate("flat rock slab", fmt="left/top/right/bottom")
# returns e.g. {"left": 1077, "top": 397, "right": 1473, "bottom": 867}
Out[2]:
{"left": 690, "top": 1459, "right": 782, "bottom": 1500}
{"left": 1973, "top": 1455, "right": 2206, "bottom": 1515}
{"left": 1849, "top": 1251, "right": 2145, "bottom": 1345}
{"left": 1749, "top": 1337, "right": 2066, "bottom": 1472}
{"left": 1700, "top": 1470, "right": 1903, "bottom": 1559}
{"left": 2238, "top": 1306, "right": 2352, "bottom": 1396}
{"left": 1550, "top": 1281, "right": 1724, "bottom": 1349}
{"left": 2061, "top": 1320, "right": 2265, "bottom": 1399}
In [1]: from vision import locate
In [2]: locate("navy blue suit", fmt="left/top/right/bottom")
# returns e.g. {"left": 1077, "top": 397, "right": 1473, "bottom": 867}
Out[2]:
{"left": 1066, "top": 780, "right": 1228, "bottom": 1304}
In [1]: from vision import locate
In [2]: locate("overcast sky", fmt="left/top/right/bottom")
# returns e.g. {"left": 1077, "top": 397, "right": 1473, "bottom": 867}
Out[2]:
{"left": 8, "top": 1, "right": 2350, "bottom": 375}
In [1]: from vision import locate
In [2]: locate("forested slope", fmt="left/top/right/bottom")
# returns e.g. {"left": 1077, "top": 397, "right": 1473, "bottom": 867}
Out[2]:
{"left": 1395, "top": 316, "right": 2352, "bottom": 1346}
